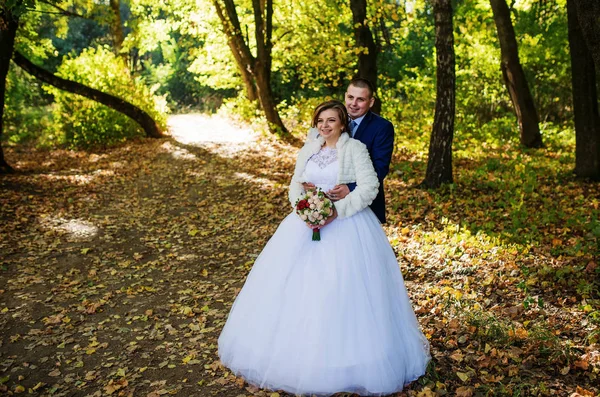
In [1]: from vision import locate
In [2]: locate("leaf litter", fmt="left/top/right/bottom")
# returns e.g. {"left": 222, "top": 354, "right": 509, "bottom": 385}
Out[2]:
{"left": 0, "top": 116, "right": 599, "bottom": 396}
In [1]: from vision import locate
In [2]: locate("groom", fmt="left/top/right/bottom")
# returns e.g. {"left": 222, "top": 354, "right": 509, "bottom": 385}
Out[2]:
{"left": 307, "top": 78, "right": 395, "bottom": 224}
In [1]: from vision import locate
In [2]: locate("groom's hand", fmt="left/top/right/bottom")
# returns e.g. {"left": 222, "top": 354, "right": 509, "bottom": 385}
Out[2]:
{"left": 327, "top": 184, "right": 350, "bottom": 201}
{"left": 302, "top": 182, "right": 316, "bottom": 191}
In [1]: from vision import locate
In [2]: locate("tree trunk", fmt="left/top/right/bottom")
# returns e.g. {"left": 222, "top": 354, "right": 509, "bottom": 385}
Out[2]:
{"left": 12, "top": 51, "right": 163, "bottom": 138}
{"left": 420, "top": 0, "right": 455, "bottom": 189}
{"left": 109, "top": 0, "right": 127, "bottom": 63}
{"left": 254, "top": 62, "right": 286, "bottom": 134}
{"left": 251, "top": 0, "right": 287, "bottom": 135}
{"left": 572, "top": 0, "right": 600, "bottom": 73}
{"left": 226, "top": 40, "right": 258, "bottom": 102}
{"left": 213, "top": 0, "right": 287, "bottom": 135}
{"left": 568, "top": 0, "right": 600, "bottom": 179}
{"left": 349, "top": 0, "right": 381, "bottom": 114}
{"left": 213, "top": 0, "right": 258, "bottom": 102}
{"left": 490, "top": 0, "right": 543, "bottom": 148}
{"left": 0, "top": 7, "right": 18, "bottom": 174}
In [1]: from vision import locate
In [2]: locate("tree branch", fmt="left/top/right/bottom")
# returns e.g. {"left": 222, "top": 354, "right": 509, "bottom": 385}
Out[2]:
{"left": 12, "top": 51, "right": 163, "bottom": 139}
{"left": 37, "top": 0, "right": 91, "bottom": 19}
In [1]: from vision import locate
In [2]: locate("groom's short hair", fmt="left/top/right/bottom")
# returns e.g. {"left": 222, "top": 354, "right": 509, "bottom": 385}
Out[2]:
{"left": 349, "top": 78, "right": 375, "bottom": 98}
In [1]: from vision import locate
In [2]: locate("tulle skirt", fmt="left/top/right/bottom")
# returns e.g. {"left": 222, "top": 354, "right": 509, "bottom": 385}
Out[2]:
{"left": 218, "top": 208, "right": 430, "bottom": 396}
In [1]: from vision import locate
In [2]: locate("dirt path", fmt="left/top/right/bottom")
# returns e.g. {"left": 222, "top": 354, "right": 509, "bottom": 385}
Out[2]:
{"left": 0, "top": 115, "right": 310, "bottom": 397}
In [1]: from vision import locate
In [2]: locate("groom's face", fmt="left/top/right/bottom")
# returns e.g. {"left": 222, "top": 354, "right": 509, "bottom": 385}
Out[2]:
{"left": 345, "top": 85, "right": 375, "bottom": 119}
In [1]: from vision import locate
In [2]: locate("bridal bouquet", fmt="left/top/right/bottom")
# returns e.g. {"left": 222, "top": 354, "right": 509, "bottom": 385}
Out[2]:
{"left": 295, "top": 189, "right": 334, "bottom": 241}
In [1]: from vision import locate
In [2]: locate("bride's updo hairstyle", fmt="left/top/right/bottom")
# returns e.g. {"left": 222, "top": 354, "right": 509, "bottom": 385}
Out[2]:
{"left": 311, "top": 100, "right": 350, "bottom": 135}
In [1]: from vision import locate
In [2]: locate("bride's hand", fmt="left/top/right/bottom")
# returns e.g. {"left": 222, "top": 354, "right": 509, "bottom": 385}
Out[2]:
{"left": 302, "top": 182, "right": 316, "bottom": 191}
{"left": 326, "top": 184, "right": 350, "bottom": 201}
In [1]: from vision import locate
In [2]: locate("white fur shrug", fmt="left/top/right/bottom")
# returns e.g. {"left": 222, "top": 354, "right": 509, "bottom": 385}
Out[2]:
{"left": 288, "top": 132, "right": 379, "bottom": 219}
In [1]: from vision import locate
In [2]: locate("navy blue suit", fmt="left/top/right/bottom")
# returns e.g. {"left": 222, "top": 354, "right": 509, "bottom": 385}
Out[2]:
{"left": 349, "top": 111, "right": 395, "bottom": 224}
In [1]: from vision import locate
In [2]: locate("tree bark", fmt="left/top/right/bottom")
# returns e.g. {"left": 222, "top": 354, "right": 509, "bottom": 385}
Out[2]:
{"left": 349, "top": 0, "right": 381, "bottom": 114}
{"left": 420, "top": 0, "right": 455, "bottom": 189}
{"left": 490, "top": 0, "right": 543, "bottom": 148}
{"left": 213, "top": 0, "right": 258, "bottom": 102}
{"left": 109, "top": 0, "right": 127, "bottom": 63}
{"left": 251, "top": 0, "right": 287, "bottom": 134}
{"left": 568, "top": 0, "right": 600, "bottom": 179}
{"left": 12, "top": 51, "right": 163, "bottom": 139}
{"left": 213, "top": 0, "right": 288, "bottom": 135}
{"left": 572, "top": 0, "right": 600, "bottom": 73}
{"left": 0, "top": 6, "right": 18, "bottom": 173}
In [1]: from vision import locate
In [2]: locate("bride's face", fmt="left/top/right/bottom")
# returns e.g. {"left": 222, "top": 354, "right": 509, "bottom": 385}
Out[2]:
{"left": 316, "top": 109, "right": 344, "bottom": 140}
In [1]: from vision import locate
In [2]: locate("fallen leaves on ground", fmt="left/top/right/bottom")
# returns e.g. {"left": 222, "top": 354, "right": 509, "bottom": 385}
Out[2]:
{"left": 0, "top": 116, "right": 599, "bottom": 396}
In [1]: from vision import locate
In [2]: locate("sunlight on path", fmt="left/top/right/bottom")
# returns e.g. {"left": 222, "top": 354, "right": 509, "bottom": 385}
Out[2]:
{"left": 167, "top": 113, "right": 258, "bottom": 157}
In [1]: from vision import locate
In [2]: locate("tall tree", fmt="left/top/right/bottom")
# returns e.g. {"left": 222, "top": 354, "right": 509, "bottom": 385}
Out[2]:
{"left": 109, "top": 0, "right": 126, "bottom": 63}
{"left": 349, "top": 0, "right": 381, "bottom": 114}
{"left": 490, "top": 0, "right": 543, "bottom": 148}
{"left": 0, "top": 4, "right": 19, "bottom": 173}
{"left": 420, "top": 0, "right": 455, "bottom": 189}
{"left": 567, "top": 0, "right": 600, "bottom": 179}
{"left": 572, "top": 0, "right": 600, "bottom": 72}
{"left": 213, "top": 0, "right": 287, "bottom": 135}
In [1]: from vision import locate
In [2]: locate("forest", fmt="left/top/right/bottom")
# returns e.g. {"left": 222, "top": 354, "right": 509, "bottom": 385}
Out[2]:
{"left": 1, "top": 0, "right": 599, "bottom": 396}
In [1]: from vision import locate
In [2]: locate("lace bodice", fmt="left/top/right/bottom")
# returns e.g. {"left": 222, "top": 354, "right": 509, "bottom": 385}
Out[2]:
{"left": 304, "top": 147, "right": 338, "bottom": 191}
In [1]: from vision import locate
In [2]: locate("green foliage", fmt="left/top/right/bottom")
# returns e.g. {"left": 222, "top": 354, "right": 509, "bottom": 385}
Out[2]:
{"left": 3, "top": 64, "right": 53, "bottom": 145}
{"left": 45, "top": 46, "right": 168, "bottom": 148}
{"left": 514, "top": 0, "right": 572, "bottom": 123}
{"left": 3, "top": 0, "right": 578, "bottom": 153}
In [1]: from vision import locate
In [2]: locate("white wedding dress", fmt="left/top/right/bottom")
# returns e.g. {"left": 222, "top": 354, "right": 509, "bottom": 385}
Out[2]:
{"left": 218, "top": 147, "right": 430, "bottom": 396}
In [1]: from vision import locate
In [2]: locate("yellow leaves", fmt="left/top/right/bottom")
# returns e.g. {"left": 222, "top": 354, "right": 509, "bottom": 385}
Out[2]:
{"left": 450, "top": 350, "right": 464, "bottom": 363}
{"left": 80, "top": 247, "right": 90, "bottom": 254}
{"left": 455, "top": 386, "right": 474, "bottom": 397}
{"left": 43, "top": 313, "right": 65, "bottom": 325}
{"left": 48, "top": 369, "right": 61, "bottom": 377}
{"left": 415, "top": 386, "right": 436, "bottom": 397}
{"left": 104, "top": 377, "right": 128, "bottom": 395}
{"left": 31, "top": 382, "right": 45, "bottom": 391}
{"left": 456, "top": 371, "right": 471, "bottom": 382}
{"left": 180, "top": 306, "right": 194, "bottom": 316}
{"left": 182, "top": 354, "right": 202, "bottom": 365}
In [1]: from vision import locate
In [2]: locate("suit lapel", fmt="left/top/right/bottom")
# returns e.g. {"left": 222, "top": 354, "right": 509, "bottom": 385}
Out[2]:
{"left": 353, "top": 111, "right": 373, "bottom": 142}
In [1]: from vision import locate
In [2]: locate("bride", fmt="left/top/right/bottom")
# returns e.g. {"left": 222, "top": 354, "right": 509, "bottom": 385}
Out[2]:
{"left": 218, "top": 100, "right": 430, "bottom": 396}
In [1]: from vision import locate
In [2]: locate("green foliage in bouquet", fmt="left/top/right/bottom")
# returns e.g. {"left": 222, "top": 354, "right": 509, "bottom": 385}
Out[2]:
{"left": 46, "top": 45, "right": 169, "bottom": 149}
